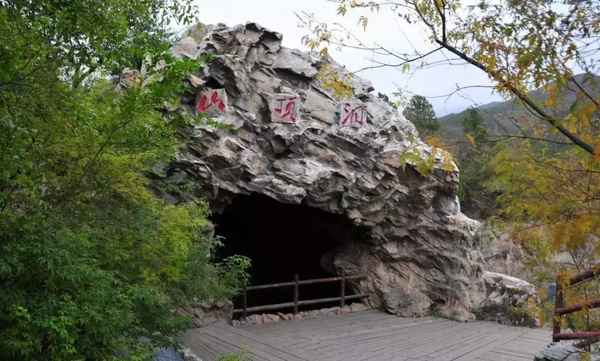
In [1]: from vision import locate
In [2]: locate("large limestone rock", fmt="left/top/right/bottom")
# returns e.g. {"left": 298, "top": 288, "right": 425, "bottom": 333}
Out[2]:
{"left": 534, "top": 343, "right": 600, "bottom": 361}
{"left": 177, "top": 300, "right": 233, "bottom": 328}
{"left": 477, "top": 271, "right": 537, "bottom": 326}
{"left": 475, "top": 223, "right": 529, "bottom": 279}
{"left": 161, "top": 22, "right": 486, "bottom": 320}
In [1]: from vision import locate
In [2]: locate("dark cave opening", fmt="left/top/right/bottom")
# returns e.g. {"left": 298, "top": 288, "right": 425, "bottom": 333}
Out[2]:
{"left": 212, "top": 193, "right": 364, "bottom": 315}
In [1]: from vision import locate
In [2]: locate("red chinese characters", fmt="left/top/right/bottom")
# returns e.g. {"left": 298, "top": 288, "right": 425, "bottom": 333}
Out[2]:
{"left": 271, "top": 95, "right": 300, "bottom": 123}
{"left": 340, "top": 102, "right": 368, "bottom": 128}
{"left": 196, "top": 89, "right": 227, "bottom": 114}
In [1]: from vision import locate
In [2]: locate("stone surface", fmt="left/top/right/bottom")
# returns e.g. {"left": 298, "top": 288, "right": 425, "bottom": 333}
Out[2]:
{"left": 534, "top": 343, "right": 600, "bottom": 361}
{"left": 177, "top": 301, "right": 233, "bottom": 328}
{"left": 475, "top": 223, "right": 529, "bottom": 279}
{"left": 154, "top": 348, "right": 185, "bottom": 361}
{"left": 234, "top": 303, "right": 372, "bottom": 327}
{"left": 181, "top": 348, "right": 204, "bottom": 361}
{"left": 476, "top": 271, "right": 538, "bottom": 326}
{"left": 162, "top": 22, "right": 488, "bottom": 320}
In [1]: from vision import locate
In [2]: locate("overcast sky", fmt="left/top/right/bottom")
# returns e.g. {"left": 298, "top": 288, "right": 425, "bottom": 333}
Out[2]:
{"left": 193, "top": 0, "right": 505, "bottom": 116}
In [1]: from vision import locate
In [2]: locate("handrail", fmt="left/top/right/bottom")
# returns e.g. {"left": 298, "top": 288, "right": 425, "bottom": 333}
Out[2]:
{"left": 553, "top": 265, "right": 600, "bottom": 342}
{"left": 233, "top": 273, "right": 368, "bottom": 318}
{"left": 244, "top": 275, "right": 366, "bottom": 291}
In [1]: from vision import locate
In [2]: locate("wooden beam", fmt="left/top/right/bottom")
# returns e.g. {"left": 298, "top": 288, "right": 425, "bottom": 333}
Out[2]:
{"left": 555, "top": 299, "right": 600, "bottom": 316}
{"left": 245, "top": 275, "right": 366, "bottom": 291}
{"left": 233, "top": 294, "right": 368, "bottom": 314}
{"left": 569, "top": 266, "right": 600, "bottom": 286}
{"left": 554, "top": 331, "right": 600, "bottom": 340}
{"left": 552, "top": 278, "right": 564, "bottom": 342}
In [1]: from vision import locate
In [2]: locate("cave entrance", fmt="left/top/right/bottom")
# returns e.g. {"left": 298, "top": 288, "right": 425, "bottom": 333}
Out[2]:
{"left": 213, "top": 193, "right": 362, "bottom": 315}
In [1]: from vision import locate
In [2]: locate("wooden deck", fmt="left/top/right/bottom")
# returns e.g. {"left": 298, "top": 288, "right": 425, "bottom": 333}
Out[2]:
{"left": 183, "top": 310, "right": 550, "bottom": 361}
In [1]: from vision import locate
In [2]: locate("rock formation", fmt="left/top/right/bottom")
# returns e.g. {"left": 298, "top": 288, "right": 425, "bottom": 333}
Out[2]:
{"left": 157, "top": 22, "right": 490, "bottom": 320}
{"left": 475, "top": 223, "right": 529, "bottom": 279}
{"left": 476, "top": 271, "right": 538, "bottom": 326}
{"left": 534, "top": 343, "right": 600, "bottom": 361}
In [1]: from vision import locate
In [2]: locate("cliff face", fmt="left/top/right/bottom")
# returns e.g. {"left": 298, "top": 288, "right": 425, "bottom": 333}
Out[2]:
{"left": 163, "top": 22, "right": 486, "bottom": 320}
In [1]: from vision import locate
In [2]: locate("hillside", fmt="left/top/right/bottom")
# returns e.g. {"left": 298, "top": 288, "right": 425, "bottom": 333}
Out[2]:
{"left": 438, "top": 73, "right": 600, "bottom": 141}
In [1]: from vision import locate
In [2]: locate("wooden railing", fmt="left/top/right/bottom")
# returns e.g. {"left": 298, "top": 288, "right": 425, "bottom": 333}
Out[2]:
{"left": 233, "top": 273, "right": 368, "bottom": 318}
{"left": 553, "top": 266, "right": 600, "bottom": 342}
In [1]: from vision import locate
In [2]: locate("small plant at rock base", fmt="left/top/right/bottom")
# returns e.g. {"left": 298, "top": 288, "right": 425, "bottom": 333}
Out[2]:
{"left": 217, "top": 351, "right": 249, "bottom": 361}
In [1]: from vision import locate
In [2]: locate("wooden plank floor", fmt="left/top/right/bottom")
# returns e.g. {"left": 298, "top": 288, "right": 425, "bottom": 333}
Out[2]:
{"left": 183, "top": 310, "right": 550, "bottom": 361}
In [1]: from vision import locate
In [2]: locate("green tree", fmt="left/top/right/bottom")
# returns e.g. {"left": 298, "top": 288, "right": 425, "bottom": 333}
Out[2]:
{"left": 402, "top": 95, "right": 440, "bottom": 137}
{"left": 455, "top": 108, "right": 496, "bottom": 219}
{"left": 462, "top": 108, "right": 488, "bottom": 145}
{"left": 0, "top": 2, "right": 248, "bottom": 360}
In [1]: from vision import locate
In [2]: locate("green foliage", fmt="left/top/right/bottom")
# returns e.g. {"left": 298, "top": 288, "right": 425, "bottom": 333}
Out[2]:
{"left": 452, "top": 108, "right": 498, "bottom": 219}
{"left": 397, "top": 137, "right": 455, "bottom": 177}
{"left": 0, "top": 1, "right": 249, "bottom": 360}
{"left": 402, "top": 95, "right": 440, "bottom": 138}
{"left": 461, "top": 108, "right": 488, "bottom": 145}
{"left": 487, "top": 140, "right": 600, "bottom": 268}
{"left": 217, "top": 351, "right": 249, "bottom": 361}
{"left": 398, "top": 150, "right": 435, "bottom": 176}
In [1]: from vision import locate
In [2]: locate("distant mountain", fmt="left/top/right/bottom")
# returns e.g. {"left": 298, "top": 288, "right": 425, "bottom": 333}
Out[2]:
{"left": 438, "top": 73, "right": 600, "bottom": 142}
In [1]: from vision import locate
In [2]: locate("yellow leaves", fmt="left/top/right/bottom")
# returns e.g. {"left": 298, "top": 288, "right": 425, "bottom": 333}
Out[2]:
{"left": 336, "top": 1, "right": 366, "bottom": 16}
{"left": 441, "top": 151, "right": 455, "bottom": 172}
{"left": 465, "top": 133, "right": 476, "bottom": 146}
{"left": 319, "top": 47, "right": 329, "bottom": 59}
{"left": 425, "top": 134, "right": 444, "bottom": 148}
{"left": 561, "top": 99, "right": 598, "bottom": 143}
{"left": 544, "top": 96, "right": 556, "bottom": 109}
{"left": 305, "top": 39, "right": 319, "bottom": 51}
{"left": 477, "top": 53, "right": 498, "bottom": 73}
{"left": 516, "top": 52, "right": 535, "bottom": 68}
{"left": 316, "top": 64, "right": 354, "bottom": 100}
{"left": 577, "top": 102, "right": 597, "bottom": 124}
{"left": 425, "top": 135, "right": 456, "bottom": 172}
{"left": 544, "top": 83, "right": 558, "bottom": 108}
{"left": 490, "top": 137, "right": 600, "bottom": 265}
{"left": 594, "top": 141, "right": 600, "bottom": 161}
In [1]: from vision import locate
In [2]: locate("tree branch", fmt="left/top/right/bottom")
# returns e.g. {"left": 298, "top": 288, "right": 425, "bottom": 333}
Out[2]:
{"left": 405, "top": 1, "right": 596, "bottom": 155}
{"left": 351, "top": 46, "right": 443, "bottom": 73}
{"left": 569, "top": 74, "right": 600, "bottom": 109}
{"left": 435, "top": 40, "right": 596, "bottom": 155}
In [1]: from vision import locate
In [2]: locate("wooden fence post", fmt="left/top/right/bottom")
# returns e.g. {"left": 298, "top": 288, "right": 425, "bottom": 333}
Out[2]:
{"left": 340, "top": 272, "right": 346, "bottom": 308}
{"left": 553, "top": 277, "right": 564, "bottom": 342}
{"left": 294, "top": 274, "right": 299, "bottom": 315}
{"left": 242, "top": 284, "right": 248, "bottom": 319}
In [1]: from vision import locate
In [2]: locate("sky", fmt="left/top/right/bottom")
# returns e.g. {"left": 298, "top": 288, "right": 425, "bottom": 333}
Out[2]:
{"left": 192, "top": 0, "right": 505, "bottom": 116}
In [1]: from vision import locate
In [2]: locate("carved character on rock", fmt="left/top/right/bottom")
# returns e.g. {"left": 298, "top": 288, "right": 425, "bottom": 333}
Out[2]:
{"left": 270, "top": 94, "right": 301, "bottom": 123}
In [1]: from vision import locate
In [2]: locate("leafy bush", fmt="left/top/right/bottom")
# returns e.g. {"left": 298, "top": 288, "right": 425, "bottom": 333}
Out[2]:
{"left": 218, "top": 352, "right": 249, "bottom": 361}
{"left": 0, "top": 1, "right": 248, "bottom": 360}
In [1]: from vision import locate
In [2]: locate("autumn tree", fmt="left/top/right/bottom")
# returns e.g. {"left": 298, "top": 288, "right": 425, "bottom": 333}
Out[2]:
{"left": 403, "top": 95, "right": 440, "bottom": 137}
{"left": 301, "top": 0, "right": 600, "bottom": 335}
{"left": 302, "top": 0, "right": 600, "bottom": 257}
